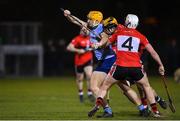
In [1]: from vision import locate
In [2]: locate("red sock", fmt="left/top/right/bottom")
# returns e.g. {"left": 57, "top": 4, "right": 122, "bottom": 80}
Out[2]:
{"left": 96, "top": 97, "right": 105, "bottom": 107}
{"left": 150, "top": 103, "right": 158, "bottom": 113}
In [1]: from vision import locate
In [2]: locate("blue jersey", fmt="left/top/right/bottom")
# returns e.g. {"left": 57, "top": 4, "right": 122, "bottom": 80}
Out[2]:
{"left": 90, "top": 24, "right": 115, "bottom": 60}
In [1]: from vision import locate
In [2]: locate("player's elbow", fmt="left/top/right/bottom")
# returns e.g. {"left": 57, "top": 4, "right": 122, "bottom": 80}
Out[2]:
{"left": 66, "top": 45, "right": 71, "bottom": 51}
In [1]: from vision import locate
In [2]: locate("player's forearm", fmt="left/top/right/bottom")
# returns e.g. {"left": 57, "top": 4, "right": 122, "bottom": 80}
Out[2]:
{"left": 99, "top": 40, "right": 107, "bottom": 48}
{"left": 146, "top": 44, "right": 163, "bottom": 66}
{"left": 66, "top": 45, "right": 80, "bottom": 53}
{"left": 65, "top": 15, "right": 85, "bottom": 27}
{"left": 68, "top": 47, "right": 80, "bottom": 53}
{"left": 150, "top": 51, "right": 163, "bottom": 66}
{"left": 98, "top": 33, "right": 110, "bottom": 48}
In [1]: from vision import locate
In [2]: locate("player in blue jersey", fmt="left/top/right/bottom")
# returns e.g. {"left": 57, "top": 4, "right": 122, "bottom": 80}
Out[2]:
{"left": 64, "top": 9, "right": 114, "bottom": 117}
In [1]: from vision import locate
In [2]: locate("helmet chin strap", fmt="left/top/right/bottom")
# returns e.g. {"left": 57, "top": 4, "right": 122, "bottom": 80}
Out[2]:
{"left": 125, "top": 22, "right": 131, "bottom": 28}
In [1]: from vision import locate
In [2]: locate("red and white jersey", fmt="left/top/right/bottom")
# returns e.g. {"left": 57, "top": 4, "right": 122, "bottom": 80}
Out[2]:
{"left": 111, "top": 24, "right": 125, "bottom": 53}
{"left": 71, "top": 35, "right": 93, "bottom": 66}
{"left": 109, "top": 27, "right": 149, "bottom": 67}
{"left": 117, "top": 24, "right": 125, "bottom": 30}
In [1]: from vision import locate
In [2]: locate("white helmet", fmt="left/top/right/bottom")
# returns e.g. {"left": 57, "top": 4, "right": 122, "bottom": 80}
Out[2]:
{"left": 125, "top": 14, "right": 139, "bottom": 29}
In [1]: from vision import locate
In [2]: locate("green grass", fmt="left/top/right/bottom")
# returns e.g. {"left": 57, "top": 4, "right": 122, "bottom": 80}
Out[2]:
{"left": 0, "top": 76, "right": 179, "bottom": 120}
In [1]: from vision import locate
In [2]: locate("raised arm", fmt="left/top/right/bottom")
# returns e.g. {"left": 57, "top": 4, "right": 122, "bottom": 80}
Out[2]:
{"left": 64, "top": 10, "right": 87, "bottom": 28}
{"left": 145, "top": 43, "right": 165, "bottom": 75}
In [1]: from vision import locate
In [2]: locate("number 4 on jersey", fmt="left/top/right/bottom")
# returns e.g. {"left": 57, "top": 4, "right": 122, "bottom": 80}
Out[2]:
{"left": 117, "top": 35, "right": 140, "bottom": 52}
{"left": 122, "top": 37, "right": 133, "bottom": 51}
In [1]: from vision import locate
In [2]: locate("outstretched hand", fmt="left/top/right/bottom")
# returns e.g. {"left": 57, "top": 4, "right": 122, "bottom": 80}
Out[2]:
{"left": 64, "top": 10, "right": 71, "bottom": 16}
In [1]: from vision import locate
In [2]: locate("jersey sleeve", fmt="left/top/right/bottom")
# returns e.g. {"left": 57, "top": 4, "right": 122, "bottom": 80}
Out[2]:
{"left": 71, "top": 36, "right": 79, "bottom": 46}
{"left": 109, "top": 33, "right": 118, "bottom": 43}
{"left": 141, "top": 35, "right": 149, "bottom": 47}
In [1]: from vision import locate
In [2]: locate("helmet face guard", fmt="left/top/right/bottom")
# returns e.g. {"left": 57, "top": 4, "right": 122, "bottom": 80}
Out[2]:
{"left": 103, "top": 17, "right": 118, "bottom": 35}
{"left": 104, "top": 26, "right": 117, "bottom": 35}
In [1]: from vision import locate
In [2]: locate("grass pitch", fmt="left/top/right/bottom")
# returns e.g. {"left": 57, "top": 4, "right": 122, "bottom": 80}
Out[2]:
{"left": 0, "top": 76, "right": 179, "bottom": 120}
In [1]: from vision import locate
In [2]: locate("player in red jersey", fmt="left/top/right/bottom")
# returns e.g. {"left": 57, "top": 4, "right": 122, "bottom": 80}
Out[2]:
{"left": 110, "top": 18, "right": 167, "bottom": 110}
{"left": 66, "top": 28, "right": 94, "bottom": 103}
{"left": 89, "top": 14, "right": 165, "bottom": 118}
{"left": 110, "top": 17, "right": 167, "bottom": 111}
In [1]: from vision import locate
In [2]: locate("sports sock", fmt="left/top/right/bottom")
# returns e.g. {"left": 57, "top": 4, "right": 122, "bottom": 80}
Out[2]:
{"left": 87, "top": 89, "right": 93, "bottom": 96}
{"left": 150, "top": 103, "right": 158, "bottom": 113}
{"left": 79, "top": 90, "right": 83, "bottom": 96}
{"left": 155, "top": 96, "right": 161, "bottom": 102}
{"left": 96, "top": 97, "right": 105, "bottom": 107}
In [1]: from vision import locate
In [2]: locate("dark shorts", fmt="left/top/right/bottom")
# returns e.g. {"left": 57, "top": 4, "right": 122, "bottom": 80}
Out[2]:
{"left": 111, "top": 65, "right": 144, "bottom": 82}
{"left": 126, "top": 64, "right": 146, "bottom": 85}
{"left": 95, "top": 56, "right": 116, "bottom": 74}
{"left": 75, "top": 60, "right": 93, "bottom": 73}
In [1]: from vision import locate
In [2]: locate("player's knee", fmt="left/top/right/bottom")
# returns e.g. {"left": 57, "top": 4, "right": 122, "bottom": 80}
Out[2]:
{"left": 76, "top": 76, "right": 83, "bottom": 81}
{"left": 76, "top": 77, "right": 83, "bottom": 83}
{"left": 143, "top": 82, "right": 151, "bottom": 88}
{"left": 86, "top": 74, "right": 91, "bottom": 80}
{"left": 138, "top": 79, "right": 150, "bottom": 88}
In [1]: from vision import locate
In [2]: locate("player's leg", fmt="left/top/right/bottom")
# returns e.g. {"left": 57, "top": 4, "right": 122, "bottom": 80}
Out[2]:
{"left": 90, "top": 71, "right": 107, "bottom": 97}
{"left": 89, "top": 57, "right": 116, "bottom": 117}
{"left": 90, "top": 71, "right": 113, "bottom": 117}
{"left": 136, "top": 84, "right": 148, "bottom": 108}
{"left": 152, "top": 88, "right": 167, "bottom": 109}
{"left": 75, "top": 65, "right": 84, "bottom": 103}
{"left": 126, "top": 67, "right": 160, "bottom": 117}
{"left": 137, "top": 73, "right": 167, "bottom": 109}
{"left": 84, "top": 64, "right": 94, "bottom": 102}
{"left": 117, "top": 81, "right": 141, "bottom": 104}
{"left": 117, "top": 80, "right": 150, "bottom": 116}
{"left": 117, "top": 81, "right": 139, "bottom": 104}
{"left": 137, "top": 83, "right": 167, "bottom": 110}
{"left": 88, "top": 74, "right": 117, "bottom": 117}
{"left": 136, "top": 75, "right": 161, "bottom": 117}
{"left": 111, "top": 66, "right": 143, "bottom": 107}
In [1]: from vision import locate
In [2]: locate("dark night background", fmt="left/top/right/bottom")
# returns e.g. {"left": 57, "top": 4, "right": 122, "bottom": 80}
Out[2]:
{"left": 0, "top": 0, "right": 179, "bottom": 76}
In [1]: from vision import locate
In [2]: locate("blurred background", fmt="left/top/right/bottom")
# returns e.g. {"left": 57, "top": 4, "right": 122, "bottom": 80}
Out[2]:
{"left": 0, "top": 0, "right": 179, "bottom": 77}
